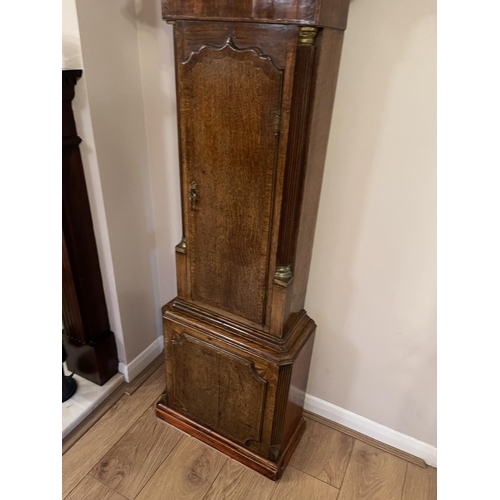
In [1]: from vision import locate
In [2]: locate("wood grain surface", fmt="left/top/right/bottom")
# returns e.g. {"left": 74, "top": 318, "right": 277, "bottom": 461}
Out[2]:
{"left": 162, "top": 307, "right": 316, "bottom": 469}
{"left": 161, "top": 0, "right": 350, "bottom": 29}
{"left": 135, "top": 437, "right": 227, "bottom": 500}
{"left": 402, "top": 463, "right": 437, "bottom": 500}
{"left": 66, "top": 475, "right": 128, "bottom": 500}
{"left": 62, "top": 368, "right": 165, "bottom": 498}
{"left": 90, "top": 408, "right": 182, "bottom": 498}
{"left": 179, "top": 28, "right": 282, "bottom": 324}
{"left": 289, "top": 418, "right": 354, "bottom": 488}
{"left": 272, "top": 466, "right": 339, "bottom": 500}
{"left": 166, "top": 324, "right": 270, "bottom": 451}
{"left": 303, "top": 411, "right": 427, "bottom": 468}
{"left": 204, "top": 459, "right": 278, "bottom": 500}
{"left": 337, "top": 441, "right": 407, "bottom": 500}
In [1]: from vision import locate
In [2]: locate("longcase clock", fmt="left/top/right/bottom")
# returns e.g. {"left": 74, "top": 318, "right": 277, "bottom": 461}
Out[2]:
{"left": 156, "top": 0, "right": 351, "bottom": 480}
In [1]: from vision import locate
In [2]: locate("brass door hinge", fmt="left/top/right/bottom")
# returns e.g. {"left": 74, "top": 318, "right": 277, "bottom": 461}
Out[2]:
{"left": 275, "top": 113, "right": 281, "bottom": 137}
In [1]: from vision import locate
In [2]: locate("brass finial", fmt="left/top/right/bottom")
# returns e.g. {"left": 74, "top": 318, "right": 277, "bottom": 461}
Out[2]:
{"left": 274, "top": 265, "right": 294, "bottom": 287}
{"left": 298, "top": 27, "right": 319, "bottom": 46}
{"left": 175, "top": 237, "right": 186, "bottom": 254}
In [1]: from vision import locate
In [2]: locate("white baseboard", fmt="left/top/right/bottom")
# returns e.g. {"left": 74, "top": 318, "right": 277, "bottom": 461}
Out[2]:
{"left": 304, "top": 394, "right": 437, "bottom": 467}
{"left": 118, "top": 336, "right": 164, "bottom": 383}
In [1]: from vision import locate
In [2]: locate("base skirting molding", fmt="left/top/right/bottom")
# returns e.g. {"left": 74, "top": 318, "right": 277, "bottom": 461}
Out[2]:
{"left": 118, "top": 337, "right": 164, "bottom": 383}
{"left": 304, "top": 394, "right": 437, "bottom": 467}
{"left": 156, "top": 400, "right": 306, "bottom": 480}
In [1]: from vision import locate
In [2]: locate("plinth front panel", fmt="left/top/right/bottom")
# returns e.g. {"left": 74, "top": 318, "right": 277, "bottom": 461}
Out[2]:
{"left": 165, "top": 320, "right": 274, "bottom": 450}
{"left": 177, "top": 23, "right": 284, "bottom": 324}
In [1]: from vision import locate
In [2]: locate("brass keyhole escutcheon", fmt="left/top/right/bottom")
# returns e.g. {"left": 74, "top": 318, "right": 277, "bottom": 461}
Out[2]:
{"left": 189, "top": 180, "right": 198, "bottom": 210}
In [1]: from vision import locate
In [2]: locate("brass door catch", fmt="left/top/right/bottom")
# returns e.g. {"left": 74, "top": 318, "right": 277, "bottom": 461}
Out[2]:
{"left": 189, "top": 181, "right": 198, "bottom": 209}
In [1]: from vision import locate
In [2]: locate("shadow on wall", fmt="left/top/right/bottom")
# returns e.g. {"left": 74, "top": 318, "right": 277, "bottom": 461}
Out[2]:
{"left": 305, "top": 0, "right": 436, "bottom": 442}
{"left": 399, "top": 306, "right": 437, "bottom": 444}
{"left": 132, "top": 0, "right": 183, "bottom": 307}
{"left": 122, "top": 0, "right": 157, "bottom": 28}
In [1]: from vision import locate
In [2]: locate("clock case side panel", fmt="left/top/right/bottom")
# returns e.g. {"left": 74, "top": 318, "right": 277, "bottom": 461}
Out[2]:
{"left": 172, "top": 21, "right": 189, "bottom": 301}
{"left": 270, "top": 27, "right": 345, "bottom": 338}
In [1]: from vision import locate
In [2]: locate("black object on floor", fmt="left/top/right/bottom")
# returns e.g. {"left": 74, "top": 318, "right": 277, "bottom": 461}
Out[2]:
{"left": 63, "top": 343, "right": 77, "bottom": 403}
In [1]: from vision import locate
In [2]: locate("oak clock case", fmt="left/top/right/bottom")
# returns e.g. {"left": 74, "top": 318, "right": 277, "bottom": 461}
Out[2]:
{"left": 156, "top": 0, "right": 350, "bottom": 481}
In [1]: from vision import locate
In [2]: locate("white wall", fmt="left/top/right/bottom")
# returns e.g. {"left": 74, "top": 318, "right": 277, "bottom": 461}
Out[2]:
{"left": 305, "top": 0, "right": 437, "bottom": 446}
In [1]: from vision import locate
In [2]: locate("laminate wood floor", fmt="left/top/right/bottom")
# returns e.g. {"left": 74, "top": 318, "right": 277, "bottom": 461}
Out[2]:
{"left": 63, "top": 366, "right": 437, "bottom": 500}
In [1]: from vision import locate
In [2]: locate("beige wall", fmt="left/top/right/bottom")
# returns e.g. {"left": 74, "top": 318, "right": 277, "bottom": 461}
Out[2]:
{"left": 305, "top": 0, "right": 437, "bottom": 446}
{"left": 134, "top": 1, "right": 182, "bottom": 308}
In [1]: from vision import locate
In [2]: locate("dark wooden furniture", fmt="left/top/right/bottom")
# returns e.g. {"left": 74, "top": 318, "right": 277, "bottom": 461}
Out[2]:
{"left": 156, "top": 0, "right": 350, "bottom": 480}
{"left": 62, "top": 69, "right": 118, "bottom": 386}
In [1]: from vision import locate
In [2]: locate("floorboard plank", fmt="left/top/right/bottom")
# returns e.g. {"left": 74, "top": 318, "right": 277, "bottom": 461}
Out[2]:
{"left": 271, "top": 466, "right": 339, "bottom": 500}
{"left": 125, "top": 356, "right": 164, "bottom": 395}
{"left": 135, "top": 436, "right": 227, "bottom": 500}
{"left": 290, "top": 418, "right": 354, "bottom": 488}
{"left": 337, "top": 441, "right": 407, "bottom": 500}
{"left": 66, "top": 475, "right": 129, "bottom": 500}
{"left": 63, "top": 367, "right": 165, "bottom": 498}
{"left": 204, "top": 459, "right": 278, "bottom": 500}
{"left": 90, "top": 407, "right": 182, "bottom": 499}
{"left": 401, "top": 463, "right": 437, "bottom": 500}
{"left": 303, "top": 412, "right": 426, "bottom": 468}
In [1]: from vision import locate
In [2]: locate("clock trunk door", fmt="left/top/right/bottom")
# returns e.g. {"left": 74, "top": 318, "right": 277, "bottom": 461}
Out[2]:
{"left": 178, "top": 34, "right": 283, "bottom": 324}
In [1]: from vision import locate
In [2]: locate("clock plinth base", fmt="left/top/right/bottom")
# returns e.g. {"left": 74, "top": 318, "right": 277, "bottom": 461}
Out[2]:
{"left": 156, "top": 399, "right": 306, "bottom": 481}
{"left": 157, "top": 298, "right": 315, "bottom": 480}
